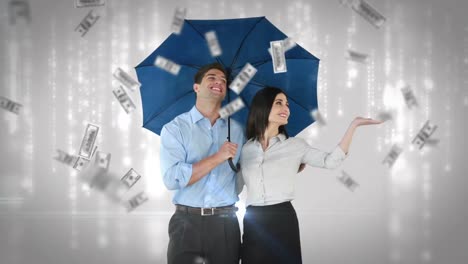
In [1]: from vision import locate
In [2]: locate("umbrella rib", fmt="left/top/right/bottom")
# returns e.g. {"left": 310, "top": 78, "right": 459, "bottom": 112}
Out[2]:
{"left": 229, "top": 17, "right": 266, "bottom": 70}
{"left": 143, "top": 90, "right": 194, "bottom": 128}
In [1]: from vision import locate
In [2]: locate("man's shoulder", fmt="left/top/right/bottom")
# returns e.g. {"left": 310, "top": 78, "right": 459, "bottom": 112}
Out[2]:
{"left": 162, "top": 111, "right": 192, "bottom": 132}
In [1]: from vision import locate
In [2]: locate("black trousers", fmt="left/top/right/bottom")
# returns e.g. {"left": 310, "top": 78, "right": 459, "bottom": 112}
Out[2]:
{"left": 241, "top": 202, "right": 302, "bottom": 264}
{"left": 167, "top": 209, "right": 241, "bottom": 264}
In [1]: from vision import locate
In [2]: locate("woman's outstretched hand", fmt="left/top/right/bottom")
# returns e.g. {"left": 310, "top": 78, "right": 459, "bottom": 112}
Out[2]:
{"left": 351, "top": 117, "right": 384, "bottom": 127}
{"left": 338, "top": 117, "right": 384, "bottom": 155}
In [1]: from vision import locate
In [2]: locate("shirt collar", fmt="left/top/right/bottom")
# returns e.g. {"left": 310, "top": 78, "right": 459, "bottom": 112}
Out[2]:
{"left": 189, "top": 106, "right": 227, "bottom": 125}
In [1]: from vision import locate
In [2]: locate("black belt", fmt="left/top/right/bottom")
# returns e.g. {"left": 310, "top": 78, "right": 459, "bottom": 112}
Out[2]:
{"left": 175, "top": 204, "right": 238, "bottom": 216}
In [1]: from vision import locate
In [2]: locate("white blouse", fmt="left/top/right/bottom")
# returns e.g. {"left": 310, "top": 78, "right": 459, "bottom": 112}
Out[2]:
{"left": 238, "top": 134, "right": 347, "bottom": 206}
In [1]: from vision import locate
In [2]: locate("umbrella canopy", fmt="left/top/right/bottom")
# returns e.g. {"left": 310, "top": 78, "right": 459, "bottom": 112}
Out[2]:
{"left": 136, "top": 16, "right": 319, "bottom": 137}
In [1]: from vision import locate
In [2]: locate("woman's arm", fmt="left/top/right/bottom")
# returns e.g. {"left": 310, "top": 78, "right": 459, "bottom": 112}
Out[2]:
{"left": 338, "top": 117, "right": 383, "bottom": 154}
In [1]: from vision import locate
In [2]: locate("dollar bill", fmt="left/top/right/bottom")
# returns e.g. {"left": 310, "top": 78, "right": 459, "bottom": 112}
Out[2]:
{"left": 54, "top": 149, "right": 79, "bottom": 167}
{"left": 8, "top": 0, "right": 31, "bottom": 24}
{"left": 229, "top": 63, "right": 257, "bottom": 94}
{"left": 376, "top": 110, "right": 393, "bottom": 122}
{"left": 205, "top": 31, "right": 222, "bottom": 57}
{"left": 311, "top": 109, "right": 327, "bottom": 126}
{"left": 382, "top": 144, "right": 403, "bottom": 168}
{"left": 412, "top": 120, "right": 438, "bottom": 150}
{"left": 121, "top": 168, "right": 141, "bottom": 189}
{"left": 78, "top": 123, "right": 99, "bottom": 159}
{"left": 0, "top": 96, "right": 22, "bottom": 114}
{"left": 112, "top": 85, "right": 137, "bottom": 114}
{"left": 154, "top": 56, "right": 181, "bottom": 75}
{"left": 75, "top": 0, "right": 105, "bottom": 8}
{"left": 268, "top": 37, "right": 296, "bottom": 55}
{"left": 74, "top": 10, "right": 100, "bottom": 37}
{"left": 270, "top": 40, "right": 287, "bottom": 73}
{"left": 346, "top": 49, "right": 369, "bottom": 64}
{"left": 113, "top": 68, "right": 141, "bottom": 91}
{"left": 94, "top": 151, "right": 111, "bottom": 171}
{"left": 73, "top": 157, "right": 91, "bottom": 171}
{"left": 124, "top": 191, "right": 149, "bottom": 212}
{"left": 219, "top": 97, "right": 245, "bottom": 119}
{"left": 337, "top": 170, "right": 359, "bottom": 192}
{"left": 171, "top": 7, "right": 186, "bottom": 34}
{"left": 350, "top": 0, "right": 386, "bottom": 29}
{"left": 401, "top": 85, "right": 418, "bottom": 109}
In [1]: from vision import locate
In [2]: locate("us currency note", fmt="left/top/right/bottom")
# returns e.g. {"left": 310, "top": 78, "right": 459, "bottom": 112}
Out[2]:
{"left": 78, "top": 123, "right": 99, "bottom": 159}
{"left": 113, "top": 68, "right": 141, "bottom": 91}
{"left": 0, "top": 96, "right": 22, "bottom": 114}
{"left": 219, "top": 97, "right": 245, "bottom": 119}
{"left": 412, "top": 120, "right": 438, "bottom": 150}
{"left": 350, "top": 0, "right": 386, "bottom": 29}
{"left": 75, "top": 0, "right": 105, "bottom": 8}
{"left": 268, "top": 37, "right": 296, "bottom": 55}
{"left": 73, "top": 157, "right": 90, "bottom": 171}
{"left": 311, "top": 109, "right": 327, "bottom": 126}
{"left": 337, "top": 170, "right": 359, "bottom": 192}
{"left": 171, "top": 7, "right": 186, "bottom": 34}
{"left": 382, "top": 144, "right": 403, "bottom": 168}
{"left": 54, "top": 149, "right": 79, "bottom": 167}
{"left": 74, "top": 9, "right": 100, "bottom": 37}
{"left": 121, "top": 168, "right": 141, "bottom": 189}
{"left": 401, "top": 85, "right": 418, "bottom": 109}
{"left": 124, "top": 192, "right": 149, "bottom": 212}
{"left": 376, "top": 110, "right": 393, "bottom": 122}
{"left": 94, "top": 151, "right": 111, "bottom": 171}
{"left": 205, "top": 31, "right": 222, "bottom": 57}
{"left": 154, "top": 56, "right": 181, "bottom": 75}
{"left": 270, "top": 40, "right": 287, "bottom": 73}
{"left": 346, "top": 49, "right": 369, "bottom": 64}
{"left": 229, "top": 63, "right": 257, "bottom": 94}
{"left": 112, "top": 85, "right": 136, "bottom": 114}
{"left": 8, "top": 0, "right": 31, "bottom": 24}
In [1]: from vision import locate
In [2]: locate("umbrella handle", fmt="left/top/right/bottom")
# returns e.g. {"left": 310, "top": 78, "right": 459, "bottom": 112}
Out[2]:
{"left": 228, "top": 158, "right": 239, "bottom": 173}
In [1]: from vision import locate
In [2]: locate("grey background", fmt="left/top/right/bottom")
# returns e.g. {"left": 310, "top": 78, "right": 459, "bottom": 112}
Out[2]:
{"left": 1, "top": 0, "right": 467, "bottom": 263}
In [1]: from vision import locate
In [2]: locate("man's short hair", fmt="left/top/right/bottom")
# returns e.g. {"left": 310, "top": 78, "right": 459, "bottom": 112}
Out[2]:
{"left": 194, "top": 63, "right": 228, "bottom": 84}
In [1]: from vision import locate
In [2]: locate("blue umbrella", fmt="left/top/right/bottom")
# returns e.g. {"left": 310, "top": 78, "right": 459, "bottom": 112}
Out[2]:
{"left": 135, "top": 16, "right": 319, "bottom": 139}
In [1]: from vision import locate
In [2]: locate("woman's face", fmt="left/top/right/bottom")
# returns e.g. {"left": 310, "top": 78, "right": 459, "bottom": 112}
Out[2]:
{"left": 268, "top": 93, "right": 290, "bottom": 126}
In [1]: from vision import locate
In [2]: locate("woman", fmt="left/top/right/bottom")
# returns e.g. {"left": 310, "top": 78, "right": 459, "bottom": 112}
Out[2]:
{"left": 239, "top": 87, "right": 382, "bottom": 264}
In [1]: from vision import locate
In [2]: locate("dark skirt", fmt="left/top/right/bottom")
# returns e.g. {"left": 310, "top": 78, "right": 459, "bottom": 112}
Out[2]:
{"left": 241, "top": 201, "right": 302, "bottom": 264}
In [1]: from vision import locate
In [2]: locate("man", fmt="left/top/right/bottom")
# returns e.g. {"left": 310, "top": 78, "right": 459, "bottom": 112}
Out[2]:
{"left": 160, "top": 63, "right": 245, "bottom": 264}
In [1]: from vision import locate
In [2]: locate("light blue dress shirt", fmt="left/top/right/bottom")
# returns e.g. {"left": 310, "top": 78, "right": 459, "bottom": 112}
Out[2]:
{"left": 160, "top": 106, "right": 245, "bottom": 208}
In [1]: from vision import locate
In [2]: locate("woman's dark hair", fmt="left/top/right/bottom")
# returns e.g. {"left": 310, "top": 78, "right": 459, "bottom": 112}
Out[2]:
{"left": 194, "top": 62, "right": 228, "bottom": 84}
{"left": 246, "top": 87, "right": 289, "bottom": 141}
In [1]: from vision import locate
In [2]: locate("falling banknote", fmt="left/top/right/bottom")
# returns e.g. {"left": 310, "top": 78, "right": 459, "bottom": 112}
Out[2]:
{"left": 337, "top": 170, "right": 359, "bottom": 192}
{"left": 0, "top": 96, "right": 22, "bottom": 114}
{"left": 74, "top": 9, "right": 100, "bottom": 37}
{"left": 113, "top": 67, "right": 141, "bottom": 91}
{"left": 120, "top": 168, "right": 141, "bottom": 189}
{"left": 412, "top": 120, "right": 438, "bottom": 150}
{"left": 75, "top": 0, "right": 105, "bottom": 8}
{"left": 154, "top": 56, "right": 181, "bottom": 75}
{"left": 350, "top": 0, "right": 386, "bottom": 29}
{"left": 171, "top": 7, "right": 186, "bottom": 34}
{"left": 270, "top": 40, "right": 287, "bottom": 73}
{"left": 219, "top": 97, "right": 245, "bottom": 119}
{"left": 382, "top": 144, "right": 403, "bottom": 168}
{"left": 78, "top": 123, "right": 99, "bottom": 159}
{"left": 112, "top": 85, "right": 136, "bottom": 114}
{"left": 401, "top": 85, "right": 418, "bottom": 109}
{"left": 124, "top": 191, "right": 149, "bottom": 212}
{"left": 205, "top": 30, "right": 222, "bottom": 57}
{"left": 229, "top": 63, "right": 257, "bottom": 94}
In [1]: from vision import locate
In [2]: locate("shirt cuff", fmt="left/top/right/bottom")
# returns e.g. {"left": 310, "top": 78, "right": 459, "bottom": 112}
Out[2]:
{"left": 175, "top": 163, "right": 193, "bottom": 189}
{"left": 332, "top": 146, "right": 348, "bottom": 160}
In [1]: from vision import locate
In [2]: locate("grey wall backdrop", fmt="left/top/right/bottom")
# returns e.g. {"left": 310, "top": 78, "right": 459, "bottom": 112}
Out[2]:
{"left": 1, "top": 0, "right": 467, "bottom": 263}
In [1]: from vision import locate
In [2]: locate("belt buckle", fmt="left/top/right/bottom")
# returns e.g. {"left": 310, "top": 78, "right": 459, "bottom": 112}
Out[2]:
{"left": 201, "top": 207, "right": 214, "bottom": 216}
